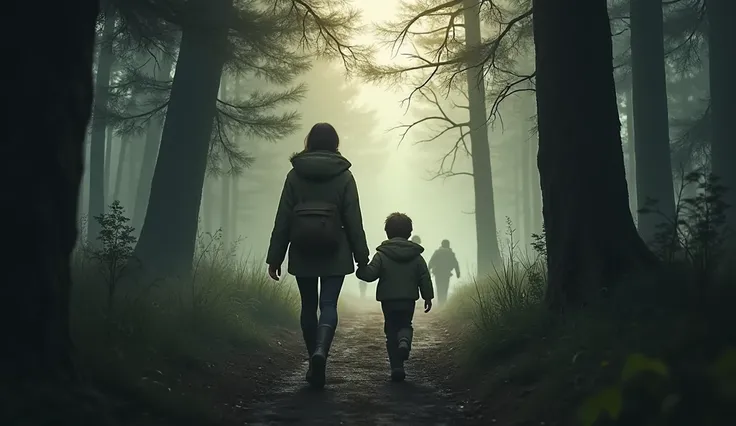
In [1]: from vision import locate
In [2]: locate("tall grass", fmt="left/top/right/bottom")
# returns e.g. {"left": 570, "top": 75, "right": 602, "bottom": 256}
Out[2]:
{"left": 443, "top": 219, "right": 548, "bottom": 360}
{"left": 70, "top": 221, "right": 300, "bottom": 421}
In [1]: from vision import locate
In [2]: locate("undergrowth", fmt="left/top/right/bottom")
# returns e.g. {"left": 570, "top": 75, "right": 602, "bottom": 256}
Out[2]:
{"left": 69, "top": 203, "right": 299, "bottom": 423}
{"left": 442, "top": 171, "right": 736, "bottom": 425}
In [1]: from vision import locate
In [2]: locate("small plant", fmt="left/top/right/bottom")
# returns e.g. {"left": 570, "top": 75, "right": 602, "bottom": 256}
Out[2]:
{"left": 578, "top": 349, "right": 736, "bottom": 426}
{"left": 641, "top": 168, "right": 730, "bottom": 283}
{"left": 89, "top": 200, "right": 137, "bottom": 310}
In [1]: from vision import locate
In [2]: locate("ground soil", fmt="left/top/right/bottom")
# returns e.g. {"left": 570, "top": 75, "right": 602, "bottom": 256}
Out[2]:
{"left": 207, "top": 305, "right": 489, "bottom": 425}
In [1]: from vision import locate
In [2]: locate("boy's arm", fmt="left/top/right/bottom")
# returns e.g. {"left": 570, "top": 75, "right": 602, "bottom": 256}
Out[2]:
{"left": 417, "top": 257, "right": 435, "bottom": 301}
{"left": 356, "top": 253, "right": 382, "bottom": 282}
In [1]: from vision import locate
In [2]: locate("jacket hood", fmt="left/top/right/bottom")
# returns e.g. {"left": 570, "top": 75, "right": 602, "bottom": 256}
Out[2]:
{"left": 290, "top": 150, "right": 352, "bottom": 181}
{"left": 376, "top": 238, "right": 425, "bottom": 262}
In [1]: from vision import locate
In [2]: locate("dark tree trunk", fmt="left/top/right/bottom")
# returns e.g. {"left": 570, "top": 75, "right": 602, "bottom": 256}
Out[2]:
{"left": 706, "top": 0, "right": 736, "bottom": 238}
{"left": 532, "top": 0, "right": 656, "bottom": 311}
{"left": 87, "top": 9, "right": 115, "bottom": 244}
{"left": 624, "top": 88, "right": 638, "bottom": 217}
{"left": 132, "top": 55, "right": 174, "bottom": 233}
{"left": 630, "top": 0, "right": 675, "bottom": 243}
{"left": 0, "top": 0, "right": 97, "bottom": 383}
{"left": 134, "top": 0, "right": 230, "bottom": 277}
{"left": 463, "top": 0, "right": 502, "bottom": 275}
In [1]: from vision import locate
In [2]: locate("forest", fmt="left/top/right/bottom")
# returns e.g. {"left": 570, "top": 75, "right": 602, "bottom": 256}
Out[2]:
{"left": 3, "top": 0, "right": 735, "bottom": 425}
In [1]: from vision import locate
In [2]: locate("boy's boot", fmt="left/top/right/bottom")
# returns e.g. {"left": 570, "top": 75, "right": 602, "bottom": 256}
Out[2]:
{"left": 308, "top": 324, "right": 335, "bottom": 389}
{"left": 397, "top": 327, "right": 413, "bottom": 361}
{"left": 387, "top": 341, "right": 406, "bottom": 382}
{"left": 302, "top": 326, "right": 317, "bottom": 382}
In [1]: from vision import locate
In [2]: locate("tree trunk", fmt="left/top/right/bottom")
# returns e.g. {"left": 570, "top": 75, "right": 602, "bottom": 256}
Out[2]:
{"left": 87, "top": 9, "right": 115, "bottom": 244}
{"left": 531, "top": 134, "right": 543, "bottom": 235}
{"left": 532, "top": 0, "right": 656, "bottom": 311}
{"left": 104, "top": 126, "right": 113, "bottom": 205}
{"left": 132, "top": 55, "right": 174, "bottom": 233}
{"left": 112, "top": 136, "right": 129, "bottom": 203}
{"left": 624, "top": 88, "right": 637, "bottom": 218}
{"left": 0, "top": 0, "right": 97, "bottom": 383}
{"left": 134, "top": 0, "right": 231, "bottom": 278}
{"left": 630, "top": 0, "right": 675, "bottom": 243}
{"left": 522, "top": 131, "right": 532, "bottom": 247}
{"left": 706, "top": 0, "right": 736, "bottom": 239}
{"left": 463, "top": 0, "right": 502, "bottom": 276}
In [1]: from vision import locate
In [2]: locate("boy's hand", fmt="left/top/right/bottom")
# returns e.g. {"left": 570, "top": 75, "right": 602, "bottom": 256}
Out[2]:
{"left": 424, "top": 299, "right": 432, "bottom": 313}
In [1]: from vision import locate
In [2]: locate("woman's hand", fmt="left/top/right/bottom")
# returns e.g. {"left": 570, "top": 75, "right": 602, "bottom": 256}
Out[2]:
{"left": 268, "top": 264, "right": 281, "bottom": 281}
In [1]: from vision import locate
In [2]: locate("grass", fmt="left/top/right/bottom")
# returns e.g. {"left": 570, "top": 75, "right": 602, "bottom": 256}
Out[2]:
{"left": 68, "top": 226, "right": 300, "bottom": 424}
{"left": 441, "top": 220, "right": 736, "bottom": 426}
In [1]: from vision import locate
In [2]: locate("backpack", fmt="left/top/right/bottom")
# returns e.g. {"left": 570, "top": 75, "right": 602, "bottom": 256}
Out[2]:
{"left": 290, "top": 201, "right": 343, "bottom": 255}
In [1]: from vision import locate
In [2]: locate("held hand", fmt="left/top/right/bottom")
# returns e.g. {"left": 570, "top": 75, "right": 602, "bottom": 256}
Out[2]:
{"left": 424, "top": 299, "right": 433, "bottom": 313}
{"left": 268, "top": 264, "right": 281, "bottom": 281}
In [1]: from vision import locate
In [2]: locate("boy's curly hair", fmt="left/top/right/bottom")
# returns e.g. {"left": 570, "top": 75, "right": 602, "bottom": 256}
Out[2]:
{"left": 384, "top": 212, "right": 413, "bottom": 239}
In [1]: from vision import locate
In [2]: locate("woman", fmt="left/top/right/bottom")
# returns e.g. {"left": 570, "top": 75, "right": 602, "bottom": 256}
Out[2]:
{"left": 266, "top": 122, "right": 370, "bottom": 389}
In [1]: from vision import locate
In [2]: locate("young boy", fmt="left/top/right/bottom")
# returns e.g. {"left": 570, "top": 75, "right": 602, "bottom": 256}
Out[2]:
{"left": 356, "top": 212, "right": 434, "bottom": 382}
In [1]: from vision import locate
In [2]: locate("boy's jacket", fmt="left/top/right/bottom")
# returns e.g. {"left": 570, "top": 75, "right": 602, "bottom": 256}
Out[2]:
{"left": 356, "top": 237, "right": 434, "bottom": 301}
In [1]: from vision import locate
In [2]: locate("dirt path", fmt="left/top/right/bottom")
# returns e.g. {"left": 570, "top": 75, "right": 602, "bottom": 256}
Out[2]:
{"left": 236, "top": 306, "right": 478, "bottom": 425}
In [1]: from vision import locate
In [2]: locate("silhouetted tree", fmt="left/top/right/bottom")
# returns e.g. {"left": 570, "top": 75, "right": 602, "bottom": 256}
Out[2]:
{"left": 532, "top": 0, "right": 655, "bottom": 310}
{"left": 1, "top": 0, "right": 97, "bottom": 388}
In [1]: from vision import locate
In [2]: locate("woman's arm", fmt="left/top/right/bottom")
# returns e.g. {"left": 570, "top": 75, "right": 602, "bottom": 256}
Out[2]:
{"left": 266, "top": 173, "right": 294, "bottom": 267}
{"left": 342, "top": 172, "right": 370, "bottom": 266}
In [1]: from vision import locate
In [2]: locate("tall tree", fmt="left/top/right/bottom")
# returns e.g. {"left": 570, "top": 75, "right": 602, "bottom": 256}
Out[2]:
{"left": 706, "top": 0, "right": 736, "bottom": 237}
{"left": 532, "top": 0, "right": 655, "bottom": 309}
{"left": 1, "top": 0, "right": 97, "bottom": 389}
{"left": 630, "top": 0, "right": 675, "bottom": 243}
{"left": 463, "top": 0, "right": 502, "bottom": 274}
{"left": 131, "top": 53, "right": 175, "bottom": 232}
{"left": 87, "top": 8, "right": 116, "bottom": 244}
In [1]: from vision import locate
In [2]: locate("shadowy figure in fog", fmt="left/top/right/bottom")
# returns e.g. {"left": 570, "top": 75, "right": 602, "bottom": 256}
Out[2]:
{"left": 410, "top": 235, "right": 421, "bottom": 244}
{"left": 357, "top": 213, "right": 434, "bottom": 382}
{"left": 358, "top": 279, "right": 368, "bottom": 298}
{"left": 266, "top": 122, "right": 370, "bottom": 389}
{"left": 428, "top": 239, "right": 460, "bottom": 306}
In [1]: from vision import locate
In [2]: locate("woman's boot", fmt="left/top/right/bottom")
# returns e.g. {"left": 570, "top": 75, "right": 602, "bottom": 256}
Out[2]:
{"left": 303, "top": 326, "right": 317, "bottom": 382}
{"left": 308, "top": 324, "right": 335, "bottom": 389}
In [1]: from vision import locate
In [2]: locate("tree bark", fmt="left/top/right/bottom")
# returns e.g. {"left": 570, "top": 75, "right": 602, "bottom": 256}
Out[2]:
{"left": 530, "top": 134, "right": 543, "bottom": 235}
{"left": 532, "top": 0, "right": 656, "bottom": 311}
{"left": 0, "top": 0, "right": 97, "bottom": 383}
{"left": 134, "top": 0, "right": 231, "bottom": 277}
{"left": 630, "top": 0, "right": 675, "bottom": 243}
{"left": 706, "top": 0, "right": 736, "bottom": 238}
{"left": 624, "top": 88, "right": 637, "bottom": 218}
{"left": 87, "top": 9, "right": 115, "bottom": 244}
{"left": 463, "top": 0, "right": 502, "bottom": 276}
{"left": 132, "top": 55, "right": 174, "bottom": 233}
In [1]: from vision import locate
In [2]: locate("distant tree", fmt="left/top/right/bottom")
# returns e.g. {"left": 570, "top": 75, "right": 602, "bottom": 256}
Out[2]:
{"left": 1, "top": 0, "right": 97, "bottom": 393}
{"left": 532, "top": 0, "right": 655, "bottom": 310}
{"left": 629, "top": 0, "right": 676, "bottom": 243}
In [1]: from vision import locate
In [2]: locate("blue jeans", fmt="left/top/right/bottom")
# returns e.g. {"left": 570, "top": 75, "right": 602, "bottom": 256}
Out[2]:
{"left": 296, "top": 276, "right": 345, "bottom": 332}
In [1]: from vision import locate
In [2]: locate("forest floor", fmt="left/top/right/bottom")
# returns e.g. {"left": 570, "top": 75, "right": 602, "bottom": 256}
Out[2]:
{"left": 202, "top": 304, "right": 489, "bottom": 426}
